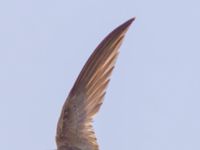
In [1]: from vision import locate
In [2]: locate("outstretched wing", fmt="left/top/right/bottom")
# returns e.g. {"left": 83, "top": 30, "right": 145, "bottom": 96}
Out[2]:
{"left": 56, "top": 18, "right": 135, "bottom": 150}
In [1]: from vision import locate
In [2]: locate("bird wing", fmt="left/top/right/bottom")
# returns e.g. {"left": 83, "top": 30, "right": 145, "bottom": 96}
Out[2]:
{"left": 56, "top": 18, "right": 135, "bottom": 150}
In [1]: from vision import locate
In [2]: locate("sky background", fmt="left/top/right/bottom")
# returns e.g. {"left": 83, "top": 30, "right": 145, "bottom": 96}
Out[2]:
{"left": 0, "top": 0, "right": 200, "bottom": 150}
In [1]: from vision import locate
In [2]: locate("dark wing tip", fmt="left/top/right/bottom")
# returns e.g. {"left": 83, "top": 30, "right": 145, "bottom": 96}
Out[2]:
{"left": 113, "top": 17, "right": 136, "bottom": 34}
{"left": 122, "top": 17, "right": 136, "bottom": 28}
{"left": 100, "top": 17, "right": 135, "bottom": 45}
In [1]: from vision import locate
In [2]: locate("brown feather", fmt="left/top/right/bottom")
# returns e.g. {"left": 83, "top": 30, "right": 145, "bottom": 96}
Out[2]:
{"left": 56, "top": 17, "right": 135, "bottom": 150}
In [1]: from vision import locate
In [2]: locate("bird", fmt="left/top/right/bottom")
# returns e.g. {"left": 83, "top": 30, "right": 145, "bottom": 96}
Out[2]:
{"left": 56, "top": 17, "right": 135, "bottom": 150}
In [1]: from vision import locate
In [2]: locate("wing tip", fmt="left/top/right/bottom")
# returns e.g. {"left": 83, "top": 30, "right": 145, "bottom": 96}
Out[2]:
{"left": 124, "top": 17, "right": 136, "bottom": 27}
{"left": 103, "top": 17, "right": 136, "bottom": 43}
{"left": 117, "top": 17, "right": 136, "bottom": 33}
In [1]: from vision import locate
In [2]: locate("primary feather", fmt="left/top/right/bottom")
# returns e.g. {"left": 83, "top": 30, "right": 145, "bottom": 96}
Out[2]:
{"left": 56, "top": 18, "right": 135, "bottom": 150}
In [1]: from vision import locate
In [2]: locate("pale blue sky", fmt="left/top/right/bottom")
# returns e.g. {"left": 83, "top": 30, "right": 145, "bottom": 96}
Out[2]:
{"left": 0, "top": 0, "right": 200, "bottom": 150}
